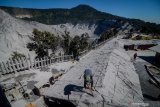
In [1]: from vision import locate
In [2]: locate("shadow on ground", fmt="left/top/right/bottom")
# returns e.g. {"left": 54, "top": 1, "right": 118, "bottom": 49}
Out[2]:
{"left": 138, "top": 56, "right": 155, "bottom": 64}
{"left": 143, "top": 94, "right": 160, "bottom": 101}
{"left": 64, "top": 84, "right": 84, "bottom": 95}
{"left": 44, "top": 96, "right": 76, "bottom": 107}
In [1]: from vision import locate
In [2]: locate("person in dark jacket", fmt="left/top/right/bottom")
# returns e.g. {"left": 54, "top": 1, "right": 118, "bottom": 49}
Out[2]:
{"left": 0, "top": 85, "right": 11, "bottom": 107}
{"left": 134, "top": 52, "right": 137, "bottom": 60}
{"left": 83, "top": 69, "right": 93, "bottom": 89}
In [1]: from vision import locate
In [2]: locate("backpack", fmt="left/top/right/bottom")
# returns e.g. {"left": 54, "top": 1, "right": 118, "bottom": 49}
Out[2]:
{"left": 86, "top": 75, "right": 91, "bottom": 82}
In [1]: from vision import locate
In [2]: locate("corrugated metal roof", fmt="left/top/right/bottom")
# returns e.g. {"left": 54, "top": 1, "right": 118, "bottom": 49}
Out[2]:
{"left": 122, "top": 40, "right": 160, "bottom": 46}
{"left": 149, "top": 45, "right": 160, "bottom": 53}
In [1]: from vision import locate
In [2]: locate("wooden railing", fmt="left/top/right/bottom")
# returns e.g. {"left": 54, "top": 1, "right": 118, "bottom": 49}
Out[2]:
{"left": 0, "top": 55, "right": 73, "bottom": 75}
{"left": 34, "top": 55, "right": 73, "bottom": 69}
{"left": 0, "top": 37, "right": 113, "bottom": 75}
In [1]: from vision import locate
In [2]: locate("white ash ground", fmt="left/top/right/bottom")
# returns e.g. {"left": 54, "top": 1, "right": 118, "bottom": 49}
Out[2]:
{"left": 43, "top": 38, "right": 143, "bottom": 107}
{"left": 0, "top": 37, "right": 144, "bottom": 107}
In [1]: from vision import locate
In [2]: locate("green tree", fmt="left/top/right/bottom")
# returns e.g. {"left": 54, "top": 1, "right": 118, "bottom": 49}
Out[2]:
{"left": 27, "top": 29, "right": 59, "bottom": 58}
{"left": 69, "top": 34, "right": 90, "bottom": 59}
{"left": 62, "top": 30, "right": 71, "bottom": 54}
{"left": 99, "top": 28, "right": 117, "bottom": 42}
{"left": 69, "top": 36, "right": 81, "bottom": 58}
{"left": 79, "top": 33, "right": 89, "bottom": 51}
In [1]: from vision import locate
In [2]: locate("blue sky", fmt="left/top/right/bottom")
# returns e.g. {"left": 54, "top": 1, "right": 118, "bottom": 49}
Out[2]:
{"left": 0, "top": 0, "right": 160, "bottom": 24}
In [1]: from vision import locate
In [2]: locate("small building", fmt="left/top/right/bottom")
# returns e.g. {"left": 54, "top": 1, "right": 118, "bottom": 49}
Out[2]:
{"left": 122, "top": 40, "right": 159, "bottom": 51}
{"left": 149, "top": 45, "right": 160, "bottom": 65}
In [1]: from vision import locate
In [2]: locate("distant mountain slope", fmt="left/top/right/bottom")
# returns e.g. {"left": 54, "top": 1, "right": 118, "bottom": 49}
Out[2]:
{"left": 0, "top": 4, "right": 160, "bottom": 35}
{"left": 0, "top": 5, "right": 123, "bottom": 24}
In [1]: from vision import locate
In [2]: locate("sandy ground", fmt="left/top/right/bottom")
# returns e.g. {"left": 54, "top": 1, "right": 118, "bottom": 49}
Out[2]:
{"left": 44, "top": 38, "right": 143, "bottom": 107}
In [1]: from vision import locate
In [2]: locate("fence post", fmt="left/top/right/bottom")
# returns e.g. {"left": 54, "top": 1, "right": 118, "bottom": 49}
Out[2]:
{"left": 59, "top": 56, "right": 61, "bottom": 62}
{"left": 45, "top": 56, "right": 48, "bottom": 66}
{"left": 49, "top": 57, "right": 51, "bottom": 65}
{"left": 28, "top": 54, "right": 33, "bottom": 69}
{"left": 38, "top": 58, "right": 40, "bottom": 68}
{"left": 26, "top": 56, "right": 30, "bottom": 70}
{"left": 0, "top": 62, "right": 5, "bottom": 74}
{"left": 2, "top": 62, "right": 9, "bottom": 74}
{"left": 47, "top": 57, "right": 49, "bottom": 66}
{"left": 18, "top": 58, "right": 23, "bottom": 70}
{"left": 67, "top": 55, "right": 69, "bottom": 61}
{"left": 69, "top": 55, "right": 71, "bottom": 61}
{"left": 45, "top": 57, "right": 47, "bottom": 66}
{"left": 60, "top": 54, "right": 63, "bottom": 62}
{"left": 0, "top": 63, "right": 2, "bottom": 76}
{"left": 55, "top": 57, "right": 57, "bottom": 63}
{"left": 20, "top": 57, "right": 25, "bottom": 69}
{"left": 62, "top": 54, "right": 64, "bottom": 61}
{"left": 71, "top": 54, "right": 73, "bottom": 60}
{"left": 9, "top": 58, "right": 17, "bottom": 73}
{"left": 43, "top": 57, "right": 46, "bottom": 67}
{"left": 68, "top": 55, "right": 70, "bottom": 61}
{"left": 34, "top": 59, "right": 36, "bottom": 69}
{"left": 68, "top": 55, "right": 69, "bottom": 61}
{"left": 52, "top": 57, "right": 54, "bottom": 63}
{"left": 56, "top": 57, "right": 58, "bottom": 62}
{"left": 41, "top": 58, "right": 43, "bottom": 68}
{"left": 15, "top": 59, "right": 20, "bottom": 71}
{"left": 7, "top": 61, "right": 12, "bottom": 73}
{"left": 21, "top": 57, "right": 26, "bottom": 69}
{"left": 39, "top": 58, "right": 41, "bottom": 68}
{"left": 43, "top": 57, "right": 45, "bottom": 67}
{"left": 0, "top": 63, "right": 2, "bottom": 73}
{"left": 63, "top": 55, "right": 67, "bottom": 62}
{"left": 60, "top": 55, "right": 62, "bottom": 62}
{"left": 36, "top": 58, "right": 38, "bottom": 68}
{"left": 42, "top": 57, "right": 44, "bottom": 68}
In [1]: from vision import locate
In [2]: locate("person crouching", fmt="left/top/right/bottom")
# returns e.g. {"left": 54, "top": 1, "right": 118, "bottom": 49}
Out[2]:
{"left": 83, "top": 69, "right": 94, "bottom": 90}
